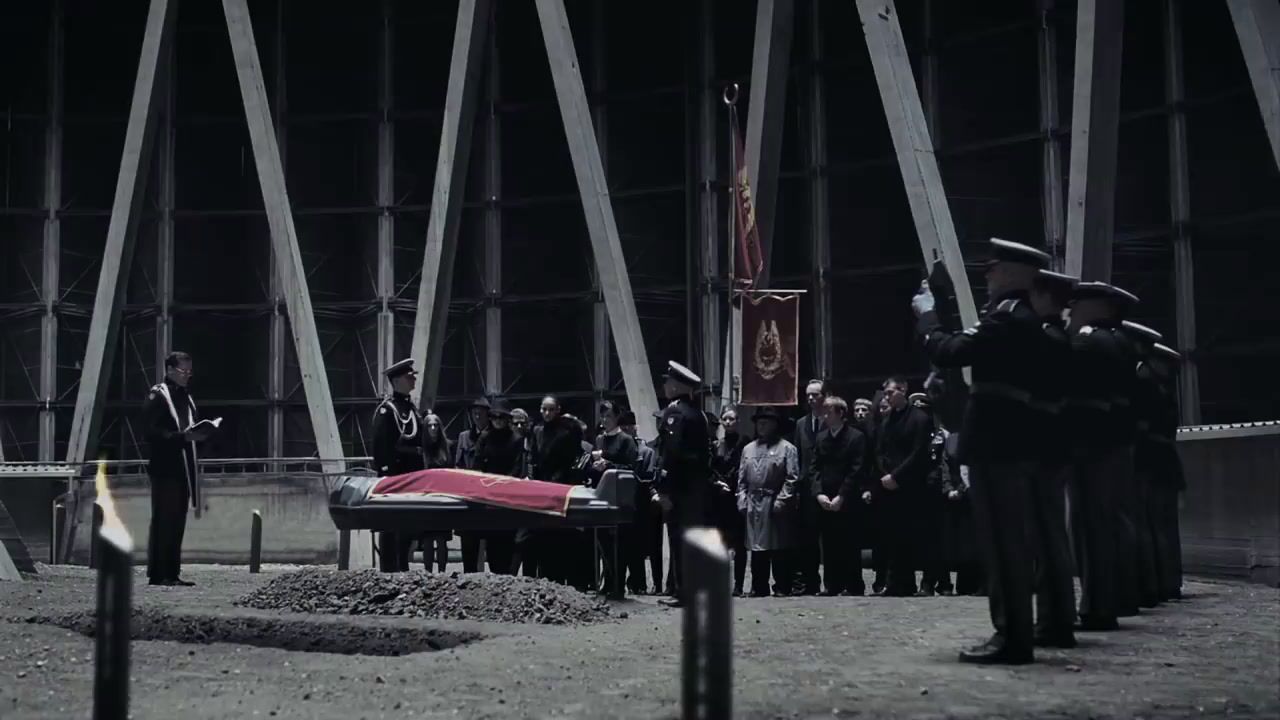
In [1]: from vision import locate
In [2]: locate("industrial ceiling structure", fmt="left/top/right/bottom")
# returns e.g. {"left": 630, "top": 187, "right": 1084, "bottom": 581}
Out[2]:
{"left": 1, "top": 0, "right": 1278, "bottom": 465}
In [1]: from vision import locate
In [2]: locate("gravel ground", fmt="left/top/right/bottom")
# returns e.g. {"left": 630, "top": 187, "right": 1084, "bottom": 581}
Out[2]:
{"left": 1, "top": 564, "right": 1277, "bottom": 719}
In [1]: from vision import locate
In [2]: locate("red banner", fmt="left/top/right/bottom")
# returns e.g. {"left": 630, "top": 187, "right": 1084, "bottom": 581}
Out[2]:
{"left": 370, "top": 469, "right": 574, "bottom": 517}
{"left": 739, "top": 291, "right": 800, "bottom": 406}
{"left": 732, "top": 115, "right": 765, "bottom": 287}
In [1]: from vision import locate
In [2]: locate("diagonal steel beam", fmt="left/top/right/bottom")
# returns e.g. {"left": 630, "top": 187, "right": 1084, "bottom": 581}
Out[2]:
{"left": 221, "top": 0, "right": 345, "bottom": 474}
{"left": 1063, "top": 0, "right": 1125, "bottom": 281}
{"left": 856, "top": 0, "right": 978, "bottom": 328}
{"left": 745, "top": 0, "right": 794, "bottom": 289}
{"left": 65, "top": 0, "right": 176, "bottom": 467}
{"left": 1227, "top": 0, "right": 1280, "bottom": 170}
{"left": 534, "top": 0, "right": 660, "bottom": 441}
{"left": 410, "top": 0, "right": 492, "bottom": 410}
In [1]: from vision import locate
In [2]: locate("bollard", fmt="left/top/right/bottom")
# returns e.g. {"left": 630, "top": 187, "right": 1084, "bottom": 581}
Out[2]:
{"left": 337, "top": 530, "right": 351, "bottom": 571}
{"left": 89, "top": 503, "right": 104, "bottom": 570}
{"left": 680, "top": 528, "right": 732, "bottom": 720}
{"left": 249, "top": 510, "right": 263, "bottom": 574}
{"left": 51, "top": 501, "right": 66, "bottom": 565}
{"left": 93, "top": 524, "right": 133, "bottom": 720}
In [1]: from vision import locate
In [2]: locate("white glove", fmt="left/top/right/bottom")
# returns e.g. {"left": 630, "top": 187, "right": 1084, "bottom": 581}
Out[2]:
{"left": 911, "top": 282, "right": 936, "bottom": 317}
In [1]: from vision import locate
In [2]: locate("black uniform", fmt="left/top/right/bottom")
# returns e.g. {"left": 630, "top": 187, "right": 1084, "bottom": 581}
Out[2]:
{"left": 1029, "top": 314, "right": 1079, "bottom": 640}
{"left": 870, "top": 404, "right": 934, "bottom": 596}
{"left": 455, "top": 425, "right": 487, "bottom": 573}
{"left": 591, "top": 430, "right": 641, "bottom": 595}
{"left": 920, "top": 422, "right": 953, "bottom": 594}
{"left": 144, "top": 379, "right": 199, "bottom": 584}
{"left": 371, "top": 391, "right": 426, "bottom": 572}
{"left": 656, "top": 394, "right": 712, "bottom": 599}
{"left": 807, "top": 422, "right": 868, "bottom": 595}
{"left": 920, "top": 290, "right": 1044, "bottom": 660}
{"left": 792, "top": 413, "right": 825, "bottom": 594}
{"left": 1134, "top": 360, "right": 1185, "bottom": 602}
{"left": 1066, "top": 321, "right": 1132, "bottom": 628}
{"left": 530, "top": 415, "right": 588, "bottom": 587}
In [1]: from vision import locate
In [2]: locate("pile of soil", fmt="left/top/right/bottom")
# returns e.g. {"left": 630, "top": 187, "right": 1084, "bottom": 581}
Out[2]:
{"left": 236, "top": 568, "right": 614, "bottom": 625}
{"left": 27, "top": 607, "right": 476, "bottom": 656}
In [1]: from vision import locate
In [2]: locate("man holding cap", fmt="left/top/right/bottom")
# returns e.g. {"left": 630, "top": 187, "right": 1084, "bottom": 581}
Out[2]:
{"left": 371, "top": 358, "right": 426, "bottom": 572}
{"left": 911, "top": 238, "right": 1052, "bottom": 664}
{"left": 1066, "top": 280, "right": 1141, "bottom": 629}
{"left": 655, "top": 360, "right": 712, "bottom": 606}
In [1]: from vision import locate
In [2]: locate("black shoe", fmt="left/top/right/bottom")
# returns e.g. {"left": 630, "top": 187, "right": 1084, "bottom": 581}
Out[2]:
{"left": 1033, "top": 630, "right": 1078, "bottom": 649}
{"left": 170, "top": 578, "right": 195, "bottom": 587}
{"left": 915, "top": 588, "right": 936, "bottom": 597}
{"left": 936, "top": 586, "right": 955, "bottom": 596}
{"left": 820, "top": 589, "right": 841, "bottom": 597}
{"left": 732, "top": 588, "right": 744, "bottom": 598}
{"left": 958, "top": 644, "right": 1034, "bottom": 665}
{"left": 841, "top": 588, "right": 865, "bottom": 597}
{"left": 148, "top": 579, "right": 174, "bottom": 587}
{"left": 748, "top": 590, "right": 770, "bottom": 598}
{"left": 1076, "top": 616, "right": 1119, "bottom": 632}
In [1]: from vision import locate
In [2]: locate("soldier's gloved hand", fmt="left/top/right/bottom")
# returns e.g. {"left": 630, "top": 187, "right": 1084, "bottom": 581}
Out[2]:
{"left": 911, "top": 282, "right": 935, "bottom": 318}
{"left": 861, "top": 490, "right": 873, "bottom": 504}
{"left": 947, "top": 490, "right": 961, "bottom": 501}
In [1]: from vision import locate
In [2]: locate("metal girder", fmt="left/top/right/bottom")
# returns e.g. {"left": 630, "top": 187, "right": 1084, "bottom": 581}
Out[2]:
{"left": 40, "top": 0, "right": 64, "bottom": 462}
{"left": 697, "top": 0, "right": 722, "bottom": 412}
{"left": 410, "top": 0, "right": 492, "bottom": 410}
{"left": 589, "top": 0, "right": 609, "bottom": 416}
{"left": 1038, "top": 0, "right": 1067, "bottom": 268}
{"left": 1227, "top": 0, "right": 1280, "bottom": 170}
{"left": 1165, "top": 0, "right": 1202, "bottom": 425}
{"left": 744, "top": 0, "right": 794, "bottom": 289}
{"left": 376, "top": 0, "right": 396, "bottom": 389}
{"left": 855, "top": 0, "right": 979, "bottom": 329}
{"left": 65, "top": 0, "right": 176, "bottom": 467}
{"left": 267, "top": 0, "right": 287, "bottom": 460}
{"left": 534, "top": 0, "right": 660, "bottom": 441}
{"left": 1063, "top": 0, "right": 1125, "bottom": 281}
{"left": 155, "top": 20, "right": 175, "bottom": 400}
{"left": 221, "top": 0, "right": 345, "bottom": 473}
{"left": 807, "top": 0, "right": 832, "bottom": 380}
{"left": 482, "top": 2, "right": 503, "bottom": 401}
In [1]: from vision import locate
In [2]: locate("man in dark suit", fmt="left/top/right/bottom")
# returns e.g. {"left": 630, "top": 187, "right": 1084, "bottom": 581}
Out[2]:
{"left": 808, "top": 396, "right": 869, "bottom": 595}
{"left": 791, "top": 379, "right": 827, "bottom": 595}
{"left": 869, "top": 376, "right": 934, "bottom": 597}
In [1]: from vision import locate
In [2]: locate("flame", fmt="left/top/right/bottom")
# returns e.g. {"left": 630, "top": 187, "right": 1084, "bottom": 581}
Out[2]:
{"left": 94, "top": 461, "right": 134, "bottom": 552}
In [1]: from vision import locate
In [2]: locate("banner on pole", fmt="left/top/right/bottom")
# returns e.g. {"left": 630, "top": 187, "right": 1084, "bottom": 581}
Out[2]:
{"left": 739, "top": 291, "right": 800, "bottom": 406}
{"left": 730, "top": 111, "right": 764, "bottom": 287}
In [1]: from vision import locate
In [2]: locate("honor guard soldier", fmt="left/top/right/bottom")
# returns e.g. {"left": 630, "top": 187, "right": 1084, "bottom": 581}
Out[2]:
{"left": 655, "top": 360, "right": 712, "bottom": 607}
{"left": 1141, "top": 343, "right": 1186, "bottom": 601}
{"left": 1064, "top": 281, "right": 1140, "bottom": 630}
{"left": 1121, "top": 320, "right": 1167, "bottom": 608}
{"left": 372, "top": 358, "right": 426, "bottom": 572}
{"left": 1027, "top": 269, "right": 1081, "bottom": 648}
{"left": 911, "top": 238, "right": 1051, "bottom": 665}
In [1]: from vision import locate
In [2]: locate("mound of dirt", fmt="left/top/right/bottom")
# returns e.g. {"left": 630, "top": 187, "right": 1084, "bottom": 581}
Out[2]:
{"left": 235, "top": 569, "right": 614, "bottom": 625}
{"left": 28, "top": 607, "right": 479, "bottom": 655}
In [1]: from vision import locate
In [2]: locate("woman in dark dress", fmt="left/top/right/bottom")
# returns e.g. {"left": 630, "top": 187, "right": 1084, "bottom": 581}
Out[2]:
{"left": 712, "top": 407, "right": 749, "bottom": 595}
{"left": 590, "top": 400, "right": 640, "bottom": 595}
{"left": 419, "top": 413, "right": 452, "bottom": 572}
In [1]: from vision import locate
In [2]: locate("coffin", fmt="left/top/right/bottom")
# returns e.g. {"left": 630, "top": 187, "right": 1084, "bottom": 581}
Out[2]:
{"left": 328, "top": 468, "right": 636, "bottom": 532}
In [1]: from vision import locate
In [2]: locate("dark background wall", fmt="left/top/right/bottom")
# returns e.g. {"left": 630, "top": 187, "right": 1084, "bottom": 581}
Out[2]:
{"left": 1, "top": 0, "right": 1277, "bottom": 462}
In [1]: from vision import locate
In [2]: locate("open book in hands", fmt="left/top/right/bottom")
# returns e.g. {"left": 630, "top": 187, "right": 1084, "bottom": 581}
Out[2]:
{"left": 186, "top": 417, "right": 223, "bottom": 440}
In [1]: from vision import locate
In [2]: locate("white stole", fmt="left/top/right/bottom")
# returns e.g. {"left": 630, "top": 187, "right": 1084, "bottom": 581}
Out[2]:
{"left": 154, "top": 382, "right": 202, "bottom": 518}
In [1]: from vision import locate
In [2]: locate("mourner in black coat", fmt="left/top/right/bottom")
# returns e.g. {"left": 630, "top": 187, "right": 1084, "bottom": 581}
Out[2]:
{"left": 806, "top": 396, "right": 869, "bottom": 595}
{"left": 712, "top": 408, "right": 750, "bottom": 595}
{"left": 530, "top": 396, "right": 590, "bottom": 588}
{"left": 472, "top": 399, "right": 524, "bottom": 575}
{"left": 791, "top": 379, "right": 828, "bottom": 595}
{"left": 870, "top": 378, "right": 935, "bottom": 597}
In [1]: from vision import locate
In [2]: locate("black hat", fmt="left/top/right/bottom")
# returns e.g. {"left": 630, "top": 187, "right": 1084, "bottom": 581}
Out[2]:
{"left": 1152, "top": 343, "right": 1182, "bottom": 363}
{"left": 663, "top": 360, "right": 702, "bottom": 387}
{"left": 469, "top": 396, "right": 491, "bottom": 410}
{"left": 1121, "top": 320, "right": 1163, "bottom": 347}
{"left": 619, "top": 410, "right": 637, "bottom": 426}
{"left": 384, "top": 358, "right": 416, "bottom": 379}
{"left": 752, "top": 406, "right": 782, "bottom": 422}
{"left": 1036, "top": 269, "right": 1079, "bottom": 294}
{"left": 488, "top": 398, "right": 513, "bottom": 417}
{"left": 908, "top": 392, "right": 929, "bottom": 405}
{"left": 1072, "top": 281, "right": 1140, "bottom": 307}
{"left": 985, "top": 238, "right": 1052, "bottom": 270}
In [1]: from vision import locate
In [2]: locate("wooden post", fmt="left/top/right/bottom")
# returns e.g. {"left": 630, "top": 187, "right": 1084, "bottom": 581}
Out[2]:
{"left": 680, "top": 528, "right": 731, "bottom": 720}
{"left": 249, "top": 510, "right": 263, "bottom": 574}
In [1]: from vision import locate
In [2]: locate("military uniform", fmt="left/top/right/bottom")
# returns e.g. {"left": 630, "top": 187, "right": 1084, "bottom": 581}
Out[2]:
{"left": 371, "top": 359, "right": 426, "bottom": 572}
{"left": 1135, "top": 342, "right": 1186, "bottom": 602}
{"left": 656, "top": 361, "right": 712, "bottom": 603}
{"left": 1064, "top": 282, "right": 1141, "bottom": 630}
{"left": 144, "top": 377, "right": 201, "bottom": 585}
{"left": 1122, "top": 321, "right": 1167, "bottom": 608}
{"left": 915, "top": 238, "right": 1053, "bottom": 664}
{"left": 1028, "top": 270, "right": 1080, "bottom": 646}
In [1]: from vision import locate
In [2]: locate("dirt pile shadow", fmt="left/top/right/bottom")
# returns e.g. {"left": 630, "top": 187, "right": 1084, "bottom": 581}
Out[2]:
{"left": 24, "top": 607, "right": 481, "bottom": 656}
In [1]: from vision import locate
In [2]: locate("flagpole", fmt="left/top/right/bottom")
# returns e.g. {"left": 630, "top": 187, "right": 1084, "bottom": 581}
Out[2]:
{"left": 721, "top": 85, "right": 739, "bottom": 414}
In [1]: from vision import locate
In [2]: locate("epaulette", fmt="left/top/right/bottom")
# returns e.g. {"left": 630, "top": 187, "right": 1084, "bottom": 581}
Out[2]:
{"left": 962, "top": 326, "right": 979, "bottom": 336}
{"left": 995, "top": 298, "right": 1020, "bottom": 314}
{"left": 1079, "top": 325, "right": 1094, "bottom": 336}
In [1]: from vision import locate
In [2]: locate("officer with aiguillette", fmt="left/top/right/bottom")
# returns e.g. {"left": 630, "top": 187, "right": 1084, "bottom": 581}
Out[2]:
{"left": 654, "top": 360, "right": 712, "bottom": 608}
{"left": 371, "top": 358, "right": 426, "bottom": 572}
{"left": 911, "top": 238, "right": 1051, "bottom": 665}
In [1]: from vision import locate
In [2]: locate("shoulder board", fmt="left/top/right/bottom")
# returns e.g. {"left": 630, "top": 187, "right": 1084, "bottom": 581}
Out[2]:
{"left": 667, "top": 400, "right": 679, "bottom": 408}
{"left": 1079, "top": 326, "right": 1094, "bottom": 336}
{"left": 962, "top": 326, "right": 979, "bottom": 336}
{"left": 995, "top": 298, "right": 1020, "bottom": 313}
